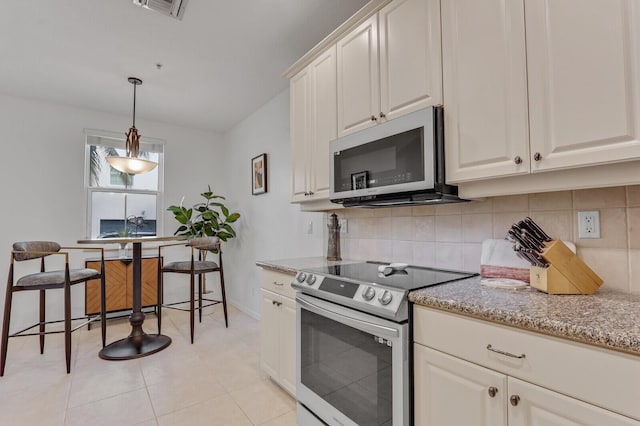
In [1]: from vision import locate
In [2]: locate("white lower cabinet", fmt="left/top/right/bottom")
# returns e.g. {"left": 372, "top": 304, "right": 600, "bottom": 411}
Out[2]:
{"left": 259, "top": 269, "right": 297, "bottom": 396}
{"left": 508, "top": 377, "right": 639, "bottom": 426}
{"left": 415, "top": 344, "right": 638, "bottom": 426}
{"left": 413, "top": 306, "right": 640, "bottom": 425}
{"left": 414, "top": 345, "right": 507, "bottom": 426}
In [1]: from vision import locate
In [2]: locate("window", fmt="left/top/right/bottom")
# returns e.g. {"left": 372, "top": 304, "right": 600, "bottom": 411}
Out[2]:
{"left": 84, "top": 129, "right": 164, "bottom": 239}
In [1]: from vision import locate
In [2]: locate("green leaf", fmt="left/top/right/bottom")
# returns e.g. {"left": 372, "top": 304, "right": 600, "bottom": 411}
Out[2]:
{"left": 202, "top": 211, "right": 215, "bottom": 220}
{"left": 221, "top": 205, "right": 229, "bottom": 217}
{"left": 223, "top": 224, "right": 236, "bottom": 237}
{"left": 226, "top": 213, "right": 240, "bottom": 223}
{"left": 217, "top": 232, "right": 232, "bottom": 241}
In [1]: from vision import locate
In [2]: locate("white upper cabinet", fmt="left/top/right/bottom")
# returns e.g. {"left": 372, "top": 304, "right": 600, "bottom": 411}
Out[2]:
{"left": 379, "top": 0, "right": 443, "bottom": 121}
{"left": 337, "top": 15, "right": 380, "bottom": 136}
{"left": 445, "top": 0, "right": 640, "bottom": 184}
{"left": 309, "top": 47, "right": 337, "bottom": 199}
{"left": 525, "top": 0, "right": 640, "bottom": 172}
{"left": 442, "top": 0, "right": 530, "bottom": 182}
{"left": 290, "top": 47, "right": 337, "bottom": 203}
{"left": 337, "top": 0, "right": 443, "bottom": 137}
{"left": 290, "top": 68, "right": 311, "bottom": 202}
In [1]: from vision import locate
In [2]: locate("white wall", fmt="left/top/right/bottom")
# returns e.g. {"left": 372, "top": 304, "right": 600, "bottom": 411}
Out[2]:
{"left": 219, "top": 89, "right": 324, "bottom": 318}
{"left": 0, "top": 93, "right": 223, "bottom": 331}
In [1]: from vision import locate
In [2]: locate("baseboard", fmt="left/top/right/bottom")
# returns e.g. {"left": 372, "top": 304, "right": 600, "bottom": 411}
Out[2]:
{"left": 228, "top": 298, "right": 260, "bottom": 321}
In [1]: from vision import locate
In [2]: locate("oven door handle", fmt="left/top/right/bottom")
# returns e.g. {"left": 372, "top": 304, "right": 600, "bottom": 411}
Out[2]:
{"left": 297, "top": 295, "right": 399, "bottom": 339}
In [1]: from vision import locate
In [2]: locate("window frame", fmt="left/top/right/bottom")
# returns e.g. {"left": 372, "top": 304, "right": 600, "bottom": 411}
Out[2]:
{"left": 83, "top": 128, "right": 165, "bottom": 239}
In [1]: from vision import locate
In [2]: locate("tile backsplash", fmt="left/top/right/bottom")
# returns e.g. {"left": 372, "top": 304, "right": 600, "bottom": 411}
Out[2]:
{"left": 330, "top": 185, "right": 640, "bottom": 294}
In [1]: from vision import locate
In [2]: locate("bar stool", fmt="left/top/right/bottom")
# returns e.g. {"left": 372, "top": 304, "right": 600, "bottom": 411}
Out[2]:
{"left": 157, "top": 237, "right": 228, "bottom": 343}
{"left": 1, "top": 241, "right": 106, "bottom": 376}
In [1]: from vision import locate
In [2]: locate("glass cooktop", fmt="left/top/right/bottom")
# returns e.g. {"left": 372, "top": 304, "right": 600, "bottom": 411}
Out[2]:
{"left": 302, "top": 261, "right": 477, "bottom": 291}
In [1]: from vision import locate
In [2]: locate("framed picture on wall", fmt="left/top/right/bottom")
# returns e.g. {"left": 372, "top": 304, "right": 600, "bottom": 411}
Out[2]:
{"left": 252, "top": 153, "right": 268, "bottom": 195}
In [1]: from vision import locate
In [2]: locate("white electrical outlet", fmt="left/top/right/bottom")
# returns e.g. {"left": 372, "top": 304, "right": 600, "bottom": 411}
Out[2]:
{"left": 578, "top": 210, "right": 601, "bottom": 239}
{"left": 339, "top": 219, "right": 348, "bottom": 233}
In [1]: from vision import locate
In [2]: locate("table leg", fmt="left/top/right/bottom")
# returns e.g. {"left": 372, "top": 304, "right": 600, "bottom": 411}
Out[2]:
{"left": 99, "top": 242, "right": 171, "bottom": 360}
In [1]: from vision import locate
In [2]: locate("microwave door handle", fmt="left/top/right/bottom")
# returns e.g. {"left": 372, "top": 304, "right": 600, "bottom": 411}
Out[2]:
{"left": 297, "top": 296, "right": 399, "bottom": 339}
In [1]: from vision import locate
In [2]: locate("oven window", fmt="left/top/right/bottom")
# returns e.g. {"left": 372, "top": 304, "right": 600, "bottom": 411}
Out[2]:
{"left": 301, "top": 309, "right": 393, "bottom": 425}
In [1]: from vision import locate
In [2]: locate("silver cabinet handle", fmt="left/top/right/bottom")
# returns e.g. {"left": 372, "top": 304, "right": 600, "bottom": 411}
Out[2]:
{"left": 370, "top": 115, "right": 378, "bottom": 122}
{"left": 514, "top": 156, "right": 522, "bottom": 165}
{"left": 379, "top": 112, "right": 386, "bottom": 118}
{"left": 510, "top": 395, "right": 520, "bottom": 406}
{"left": 488, "top": 387, "right": 498, "bottom": 398}
{"left": 533, "top": 152, "right": 542, "bottom": 162}
{"left": 273, "top": 281, "right": 284, "bottom": 286}
{"left": 486, "top": 344, "right": 526, "bottom": 359}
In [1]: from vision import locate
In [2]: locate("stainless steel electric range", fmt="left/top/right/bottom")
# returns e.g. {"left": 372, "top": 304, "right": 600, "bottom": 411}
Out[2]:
{"left": 292, "top": 261, "right": 477, "bottom": 426}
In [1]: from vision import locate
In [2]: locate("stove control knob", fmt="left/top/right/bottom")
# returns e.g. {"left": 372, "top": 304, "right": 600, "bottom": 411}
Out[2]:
{"left": 362, "top": 286, "right": 376, "bottom": 301}
{"left": 297, "top": 272, "right": 307, "bottom": 283}
{"left": 306, "top": 274, "right": 317, "bottom": 285}
{"left": 378, "top": 290, "right": 393, "bottom": 306}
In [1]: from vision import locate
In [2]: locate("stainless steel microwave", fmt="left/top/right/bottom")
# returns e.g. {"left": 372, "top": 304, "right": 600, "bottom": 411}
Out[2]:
{"left": 329, "top": 106, "right": 464, "bottom": 207}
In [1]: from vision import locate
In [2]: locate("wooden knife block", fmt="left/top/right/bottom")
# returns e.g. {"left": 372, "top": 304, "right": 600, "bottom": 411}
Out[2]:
{"left": 529, "top": 240, "right": 603, "bottom": 294}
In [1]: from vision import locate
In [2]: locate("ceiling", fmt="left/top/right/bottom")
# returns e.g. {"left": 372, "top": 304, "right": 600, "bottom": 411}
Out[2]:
{"left": 0, "top": 0, "right": 369, "bottom": 133}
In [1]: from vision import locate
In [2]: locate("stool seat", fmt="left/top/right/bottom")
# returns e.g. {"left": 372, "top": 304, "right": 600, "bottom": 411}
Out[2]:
{"left": 16, "top": 268, "right": 100, "bottom": 288}
{"left": 162, "top": 261, "right": 219, "bottom": 273}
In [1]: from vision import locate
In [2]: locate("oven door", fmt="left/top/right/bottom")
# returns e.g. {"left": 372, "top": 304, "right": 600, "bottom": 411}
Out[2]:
{"left": 296, "top": 293, "right": 408, "bottom": 426}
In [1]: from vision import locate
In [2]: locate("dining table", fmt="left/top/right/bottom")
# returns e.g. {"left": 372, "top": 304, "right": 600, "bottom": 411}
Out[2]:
{"left": 77, "top": 235, "right": 186, "bottom": 360}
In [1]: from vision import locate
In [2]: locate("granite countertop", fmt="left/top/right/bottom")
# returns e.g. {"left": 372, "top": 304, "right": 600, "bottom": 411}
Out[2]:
{"left": 255, "top": 257, "right": 361, "bottom": 276}
{"left": 409, "top": 276, "right": 640, "bottom": 356}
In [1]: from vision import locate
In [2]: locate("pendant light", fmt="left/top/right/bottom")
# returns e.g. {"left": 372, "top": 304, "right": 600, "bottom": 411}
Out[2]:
{"left": 106, "top": 77, "right": 158, "bottom": 175}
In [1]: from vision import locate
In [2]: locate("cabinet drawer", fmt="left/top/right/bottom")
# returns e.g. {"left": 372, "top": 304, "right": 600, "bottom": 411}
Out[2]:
{"left": 260, "top": 269, "right": 297, "bottom": 299}
{"left": 414, "top": 306, "right": 640, "bottom": 421}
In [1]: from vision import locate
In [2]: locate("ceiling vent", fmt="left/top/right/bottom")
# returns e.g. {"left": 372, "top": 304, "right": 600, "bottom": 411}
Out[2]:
{"left": 133, "top": 0, "right": 188, "bottom": 20}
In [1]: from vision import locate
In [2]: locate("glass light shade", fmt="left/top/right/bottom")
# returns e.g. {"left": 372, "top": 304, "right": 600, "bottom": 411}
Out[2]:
{"left": 106, "top": 156, "right": 157, "bottom": 174}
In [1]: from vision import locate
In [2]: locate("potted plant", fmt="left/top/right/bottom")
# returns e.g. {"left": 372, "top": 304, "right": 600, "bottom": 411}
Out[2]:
{"left": 167, "top": 186, "right": 240, "bottom": 293}
{"left": 167, "top": 185, "right": 240, "bottom": 244}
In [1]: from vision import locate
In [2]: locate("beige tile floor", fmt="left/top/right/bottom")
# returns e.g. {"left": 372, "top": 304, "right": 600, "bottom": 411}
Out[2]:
{"left": 0, "top": 305, "right": 297, "bottom": 425}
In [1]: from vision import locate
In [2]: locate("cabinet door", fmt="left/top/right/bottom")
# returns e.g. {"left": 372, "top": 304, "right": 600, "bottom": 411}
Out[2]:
{"left": 290, "top": 68, "right": 311, "bottom": 202}
{"left": 278, "top": 295, "right": 297, "bottom": 396}
{"left": 124, "top": 257, "right": 158, "bottom": 308}
{"left": 337, "top": 14, "right": 380, "bottom": 136}
{"left": 526, "top": 0, "right": 640, "bottom": 171}
{"left": 260, "top": 289, "right": 280, "bottom": 380}
{"left": 141, "top": 257, "right": 158, "bottom": 308}
{"left": 85, "top": 260, "right": 127, "bottom": 315}
{"left": 309, "top": 46, "right": 337, "bottom": 200}
{"left": 442, "top": 0, "right": 530, "bottom": 182}
{"left": 508, "top": 377, "right": 639, "bottom": 426}
{"left": 414, "top": 344, "right": 508, "bottom": 426}
{"left": 379, "top": 0, "right": 442, "bottom": 121}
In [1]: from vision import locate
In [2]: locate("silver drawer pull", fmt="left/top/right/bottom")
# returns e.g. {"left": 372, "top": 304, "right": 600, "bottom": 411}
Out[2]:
{"left": 273, "top": 281, "right": 284, "bottom": 286}
{"left": 486, "top": 344, "right": 526, "bottom": 359}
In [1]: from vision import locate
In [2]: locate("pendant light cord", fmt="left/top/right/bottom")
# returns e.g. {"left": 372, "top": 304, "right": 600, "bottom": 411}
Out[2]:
{"left": 132, "top": 82, "right": 137, "bottom": 128}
